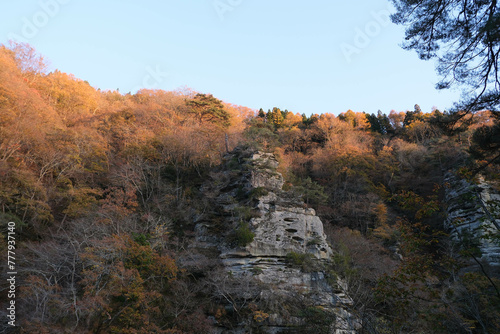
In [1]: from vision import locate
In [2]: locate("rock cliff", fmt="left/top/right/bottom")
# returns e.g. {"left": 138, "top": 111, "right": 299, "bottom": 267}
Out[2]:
{"left": 194, "top": 148, "right": 358, "bottom": 333}
{"left": 444, "top": 172, "right": 500, "bottom": 275}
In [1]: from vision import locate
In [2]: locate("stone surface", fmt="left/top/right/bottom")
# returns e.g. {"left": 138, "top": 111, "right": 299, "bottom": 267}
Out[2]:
{"left": 247, "top": 207, "right": 332, "bottom": 259}
{"left": 250, "top": 152, "right": 284, "bottom": 192}
{"left": 195, "top": 149, "right": 358, "bottom": 333}
{"left": 444, "top": 173, "right": 500, "bottom": 274}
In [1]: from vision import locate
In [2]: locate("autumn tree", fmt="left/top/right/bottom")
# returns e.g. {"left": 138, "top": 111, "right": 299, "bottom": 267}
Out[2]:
{"left": 326, "top": 227, "right": 397, "bottom": 332}
{"left": 338, "top": 110, "right": 369, "bottom": 129}
{"left": 18, "top": 238, "right": 83, "bottom": 331}
{"left": 243, "top": 119, "right": 279, "bottom": 151}
{"left": 391, "top": 2, "right": 500, "bottom": 170}
{"left": 6, "top": 41, "right": 48, "bottom": 84}
{"left": 470, "top": 122, "right": 500, "bottom": 162}
{"left": 402, "top": 104, "right": 424, "bottom": 127}
{"left": 388, "top": 110, "right": 406, "bottom": 130}
{"left": 222, "top": 103, "right": 254, "bottom": 149}
{"left": 80, "top": 234, "right": 178, "bottom": 333}
{"left": 270, "top": 107, "right": 284, "bottom": 128}
{"left": 281, "top": 112, "right": 303, "bottom": 128}
{"left": 375, "top": 188, "right": 500, "bottom": 333}
{"left": 405, "top": 119, "right": 441, "bottom": 144}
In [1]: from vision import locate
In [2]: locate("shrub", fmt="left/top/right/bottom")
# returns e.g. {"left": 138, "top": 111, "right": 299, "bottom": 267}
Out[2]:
{"left": 306, "top": 237, "right": 322, "bottom": 246}
{"left": 298, "top": 306, "right": 335, "bottom": 333}
{"left": 291, "top": 177, "right": 328, "bottom": 206}
{"left": 235, "top": 205, "right": 261, "bottom": 221}
{"left": 285, "top": 251, "right": 316, "bottom": 272}
{"left": 249, "top": 187, "right": 269, "bottom": 200}
{"left": 235, "top": 222, "right": 255, "bottom": 247}
{"left": 227, "top": 156, "right": 241, "bottom": 171}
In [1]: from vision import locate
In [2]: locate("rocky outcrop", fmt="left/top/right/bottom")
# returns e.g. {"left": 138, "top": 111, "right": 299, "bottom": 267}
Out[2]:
{"left": 444, "top": 173, "right": 500, "bottom": 274}
{"left": 195, "top": 148, "right": 358, "bottom": 333}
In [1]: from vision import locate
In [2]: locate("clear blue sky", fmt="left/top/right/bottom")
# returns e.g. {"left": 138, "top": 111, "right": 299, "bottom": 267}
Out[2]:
{"left": 1, "top": 0, "right": 462, "bottom": 115}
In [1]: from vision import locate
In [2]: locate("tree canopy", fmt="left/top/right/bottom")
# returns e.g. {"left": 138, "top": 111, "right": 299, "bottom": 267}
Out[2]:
{"left": 185, "top": 93, "right": 231, "bottom": 128}
{"left": 391, "top": 0, "right": 500, "bottom": 113}
{"left": 2, "top": 41, "right": 500, "bottom": 334}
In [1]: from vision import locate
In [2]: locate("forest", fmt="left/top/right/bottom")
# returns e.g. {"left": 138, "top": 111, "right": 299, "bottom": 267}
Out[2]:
{"left": 0, "top": 41, "right": 500, "bottom": 333}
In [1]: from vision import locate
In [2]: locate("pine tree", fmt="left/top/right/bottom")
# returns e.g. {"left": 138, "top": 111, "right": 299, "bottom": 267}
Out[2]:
{"left": 185, "top": 93, "right": 231, "bottom": 128}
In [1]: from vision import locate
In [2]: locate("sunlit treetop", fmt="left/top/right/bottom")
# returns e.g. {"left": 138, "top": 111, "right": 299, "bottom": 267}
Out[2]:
{"left": 185, "top": 93, "right": 231, "bottom": 128}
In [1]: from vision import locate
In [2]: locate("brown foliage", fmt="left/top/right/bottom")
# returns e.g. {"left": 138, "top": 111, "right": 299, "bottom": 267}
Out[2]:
{"left": 3, "top": 41, "right": 498, "bottom": 333}
{"left": 80, "top": 234, "right": 178, "bottom": 333}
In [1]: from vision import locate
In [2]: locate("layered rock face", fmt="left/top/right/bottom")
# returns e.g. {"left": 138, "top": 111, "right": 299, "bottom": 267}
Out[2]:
{"left": 240, "top": 153, "right": 332, "bottom": 260}
{"left": 444, "top": 173, "right": 500, "bottom": 274}
{"left": 195, "top": 149, "right": 357, "bottom": 333}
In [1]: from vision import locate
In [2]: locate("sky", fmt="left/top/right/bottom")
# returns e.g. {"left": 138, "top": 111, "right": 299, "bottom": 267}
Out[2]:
{"left": 1, "top": 0, "right": 463, "bottom": 116}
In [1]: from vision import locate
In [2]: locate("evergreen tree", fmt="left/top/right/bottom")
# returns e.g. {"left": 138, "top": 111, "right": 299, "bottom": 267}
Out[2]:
{"left": 185, "top": 93, "right": 231, "bottom": 128}
{"left": 378, "top": 110, "right": 394, "bottom": 135}
{"left": 391, "top": 0, "right": 500, "bottom": 112}
{"left": 366, "top": 113, "right": 382, "bottom": 133}
{"left": 414, "top": 104, "right": 422, "bottom": 116}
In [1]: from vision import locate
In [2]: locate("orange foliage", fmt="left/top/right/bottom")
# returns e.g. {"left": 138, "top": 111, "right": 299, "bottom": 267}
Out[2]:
{"left": 282, "top": 112, "right": 303, "bottom": 128}
{"left": 339, "top": 109, "right": 369, "bottom": 129}
{"left": 5, "top": 41, "right": 497, "bottom": 333}
{"left": 388, "top": 110, "right": 406, "bottom": 129}
{"left": 36, "top": 70, "right": 100, "bottom": 124}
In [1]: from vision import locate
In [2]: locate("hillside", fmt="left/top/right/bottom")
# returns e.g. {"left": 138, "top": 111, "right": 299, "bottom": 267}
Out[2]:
{"left": 0, "top": 43, "right": 499, "bottom": 333}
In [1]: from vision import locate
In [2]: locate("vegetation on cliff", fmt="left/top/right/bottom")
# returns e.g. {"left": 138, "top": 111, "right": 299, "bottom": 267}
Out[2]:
{"left": 0, "top": 41, "right": 499, "bottom": 333}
